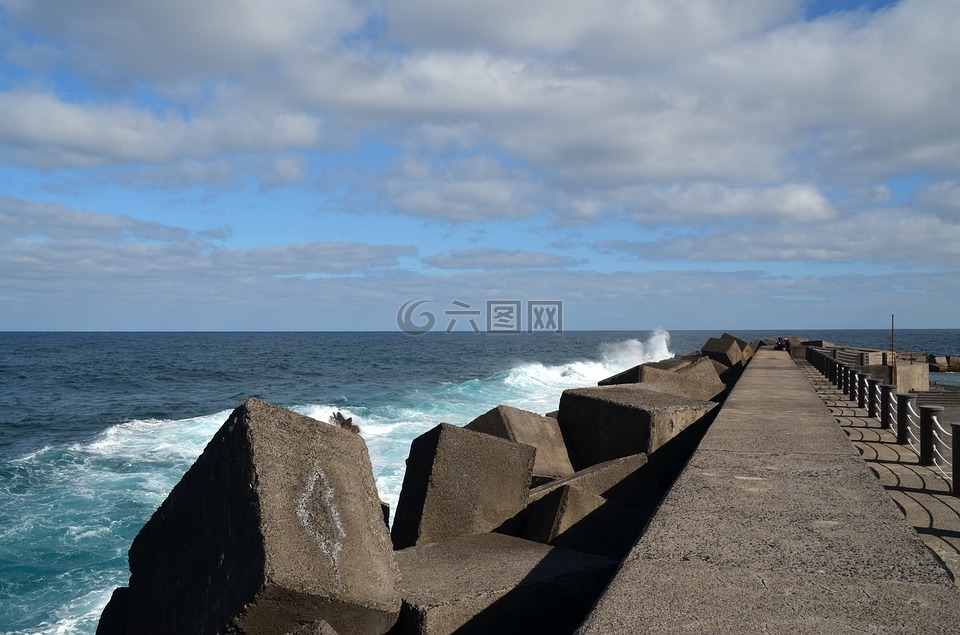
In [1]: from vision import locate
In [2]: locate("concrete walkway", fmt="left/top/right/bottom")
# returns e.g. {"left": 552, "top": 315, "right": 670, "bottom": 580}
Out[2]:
{"left": 797, "top": 356, "right": 960, "bottom": 584}
{"left": 577, "top": 349, "right": 960, "bottom": 634}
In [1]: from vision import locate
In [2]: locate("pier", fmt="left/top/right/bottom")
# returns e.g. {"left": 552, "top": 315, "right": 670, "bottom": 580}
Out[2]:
{"left": 578, "top": 348, "right": 960, "bottom": 634}
{"left": 97, "top": 339, "right": 960, "bottom": 634}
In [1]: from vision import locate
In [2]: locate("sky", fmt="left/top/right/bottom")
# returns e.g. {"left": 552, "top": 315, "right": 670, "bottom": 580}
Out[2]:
{"left": 1, "top": 0, "right": 958, "bottom": 331}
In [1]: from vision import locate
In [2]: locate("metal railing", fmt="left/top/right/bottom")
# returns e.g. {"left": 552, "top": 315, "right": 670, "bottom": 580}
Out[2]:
{"left": 805, "top": 347, "right": 958, "bottom": 496}
{"left": 931, "top": 410, "right": 953, "bottom": 482}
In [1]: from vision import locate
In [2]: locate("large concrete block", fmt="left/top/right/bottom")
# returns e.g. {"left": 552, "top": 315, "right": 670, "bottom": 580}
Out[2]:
{"left": 600, "top": 357, "right": 725, "bottom": 403}
{"left": 391, "top": 423, "right": 535, "bottom": 549}
{"left": 528, "top": 452, "right": 649, "bottom": 507}
{"left": 465, "top": 405, "right": 574, "bottom": 485}
{"left": 390, "top": 533, "right": 616, "bottom": 634}
{"left": 701, "top": 336, "right": 744, "bottom": 368}
{"left": 675, "top": 356, "right": 726, "bottom": 401}
{"left": 120, "top": 398, "right": 400, "bottom": 635}
{"left": 558, "top": 386, "right": 717, "bottom": 468}
{"left": 523, "top": 485, "right": 647, "bottom": 560}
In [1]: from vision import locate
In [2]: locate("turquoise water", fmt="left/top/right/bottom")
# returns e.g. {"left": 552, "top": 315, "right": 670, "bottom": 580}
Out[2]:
{"left": 1, "top": 329, "right": 957, "bottom": 634}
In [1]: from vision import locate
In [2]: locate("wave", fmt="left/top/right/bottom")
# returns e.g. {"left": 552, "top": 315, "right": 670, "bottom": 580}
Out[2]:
{"left": 1, "top": 330, "right": 674, "bottom": 635}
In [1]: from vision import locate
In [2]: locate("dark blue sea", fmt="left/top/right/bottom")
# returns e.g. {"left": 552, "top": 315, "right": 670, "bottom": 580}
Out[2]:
{"left": 1, "top": 329, "right": 958, "bottom": 634}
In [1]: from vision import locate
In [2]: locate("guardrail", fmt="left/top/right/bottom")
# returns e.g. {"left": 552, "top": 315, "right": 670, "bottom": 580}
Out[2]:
{"left": 806, "top": 347, "right": 959, "bottom": 496}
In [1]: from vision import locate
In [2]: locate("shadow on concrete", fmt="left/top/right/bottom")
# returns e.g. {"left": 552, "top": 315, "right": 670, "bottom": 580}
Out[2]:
{"left": 799, "top": 358, "right": 960, "bottom": 587}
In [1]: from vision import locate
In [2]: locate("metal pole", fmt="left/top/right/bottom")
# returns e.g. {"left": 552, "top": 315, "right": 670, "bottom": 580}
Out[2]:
{"left": 868, "top": 379, "right": 880, "bottom": 419}
{"left": 952, "top": 423, "right": 960, "bottom": 497}
{"left": 919, "top": 406, "right": 944, "bottom": 467}
{"left": 896, "top": 394, "right": 915, "bottom": 445}
{"left": 880, "top": 385, "right": 895, "bottom": 430}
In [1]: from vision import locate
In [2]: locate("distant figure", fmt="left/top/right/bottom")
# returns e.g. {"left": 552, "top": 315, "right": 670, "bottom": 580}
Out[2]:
{"left": 330, "top": 411, "right": 360, "bottom": 434}
{"left": 775, "top": 338, "right": 786, "bottom": 351}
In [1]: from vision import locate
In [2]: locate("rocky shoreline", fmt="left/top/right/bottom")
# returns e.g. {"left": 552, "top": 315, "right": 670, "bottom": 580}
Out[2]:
{"left": 95, "top": 333, "right": 771, "bottom": 634}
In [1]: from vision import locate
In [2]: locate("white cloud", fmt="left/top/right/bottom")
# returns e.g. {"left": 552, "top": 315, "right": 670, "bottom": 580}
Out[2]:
{"left": 424, "top": 247, "right": 577, "bottom": 270}
{"left": 568, "top": 182, "right": 836, "bottom": 225}
{"left": 917, "top": 180, "right": 960, "bottom": 220}
{"left": 0, "top": 89, "right": 322, "bottom": 167}
{"left": 384, "top": 0, "right": 796, "bottom": 68}
{"left": 0, "top": 197, "right": 417, "bottom": 281}
{"left": 0, "top": 0, "right": 370, "bottom": 83}
{"left": 598, "top": 207, "right": 960, "bottom": 268}
{"left": 380, "top": 156, "right": 545, "bottom": 221}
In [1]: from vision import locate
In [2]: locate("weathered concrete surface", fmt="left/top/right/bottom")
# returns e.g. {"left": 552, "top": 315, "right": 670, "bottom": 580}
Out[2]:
{"left": 523, "top": 484, "right": 646, "bottom": 560}
{"left": 597, "top": 357, "right": 724, "bottom": 402}
{"left": 391, "top": 423, "right": 535, "bottom": 549}
{"left": 289, "top": 620, "right": 340, "bottom": 635}
{"left": 675, "top": 356, "right": 726, "bottom": 401}
{"left": 391, "top": 533, "right": 616, "bottom": 634}
{"left": 576, "top": 350, "right": 960, "bottom": 634}
{"left": 465, "top": 405, "right": 574, "bottom": 485}
{"left": 121, "top": 398, "right": 400, "bottom": 635}
{"left": 528, "top": 452, "right": 649, "bottom": 507}
{"left": 701, "top": 336, "right": 744, "bottom": 368}
{"left": 557, "top": 386, "right": 717, "bottom": 468}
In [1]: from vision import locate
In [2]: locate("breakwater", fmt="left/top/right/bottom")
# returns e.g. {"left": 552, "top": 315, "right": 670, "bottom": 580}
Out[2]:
{"left": 95, "top": 333, "right": 753, "bottom": 634}
{"left": 95, "top": 333, "right": 960, "bottom": 634}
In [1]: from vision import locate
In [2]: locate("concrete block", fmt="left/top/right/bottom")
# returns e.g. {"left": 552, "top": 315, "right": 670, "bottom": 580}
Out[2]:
{"left": 597, "top": 365, "right": 643, "bottom": 386}
{"left": 528, "top": 452, "right": 649, "bottom": 506}
{"left": 647, "top": 357, "right": 694, "bottom": 371}
{"left": 391, "top": 533, "right": 616, "bottom": 634}
{"left": 721, "top": 332, "right": 749, "bottom": 351}
{"left": 524, "top": 485, "right": 647, "bottom": 560}
{"left": 557, "top": 386, "right": 717, "bottom": 468}
{"left": 95, "top": 587, "right": 129, "bottom": 635}
{"left": 391, "top": 423, "right": 535, "bottom": 549}
{"left": 675, "top": 357, "right": 726, "bottom": 401}
{"left": 598, "top": 358, "right": 723, "bottom": 402}
{"left": 122, "top": 398, "right": 400, "bottom": 635}
{"left": 289, "top": 621, "right": 340, "bottom": 635}
{"left": 701, "top": 336, "right": 744, "bottom": 368}
{"left": 465, "top": 405, "right": 574, "bottom": 485}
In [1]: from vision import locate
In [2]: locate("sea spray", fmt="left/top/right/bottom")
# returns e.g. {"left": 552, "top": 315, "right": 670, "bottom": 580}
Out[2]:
{"left": 0, "top": 330, "right": 676, "bottom": 634}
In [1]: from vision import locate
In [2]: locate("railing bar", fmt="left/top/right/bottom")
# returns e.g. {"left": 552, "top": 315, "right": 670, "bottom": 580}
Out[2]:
{"left": 933, "top": 417, "right": 952, "bottom": 438}
{"left": 907, "top": 426, "right": 920, "bottom": 444}
{"left": 906, "top": 438, "right": 919, "bottom": 455}
{"left": 933, "top": 444, "right": 951, "bottom": 467}
{"left": 934, "top": 462, "right": 952, "bottom": 482}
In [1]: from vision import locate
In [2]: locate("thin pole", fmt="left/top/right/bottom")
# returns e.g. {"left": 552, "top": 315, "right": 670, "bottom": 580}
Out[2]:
{"left": 891, "top": 313, "right": 897, "bottom": 386}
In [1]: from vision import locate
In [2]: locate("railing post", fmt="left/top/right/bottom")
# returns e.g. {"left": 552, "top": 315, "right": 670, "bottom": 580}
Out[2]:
{"left": 919, "top": 405, "right": 944, "bottom": 467}
{"left": 896, "top": 393, "right": 916, "bottom": 445}
{"left": 848, "top": 369, "right": 858, "bottom": 402}
{"left": 867, "top": 379, "right": 880, "bottom": 418}
{"left": 857, "top": 373, "right": 868, "bottom": 409}
{"left": 880, "top": 385, "right": 895, "bottom": 430}
{"left": 952, "top": 423, "right": 960, "bottom": 497}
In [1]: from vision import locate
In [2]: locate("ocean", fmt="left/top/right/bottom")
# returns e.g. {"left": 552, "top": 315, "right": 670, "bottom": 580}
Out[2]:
{"left": 1, "top": 329, "right": 958, "bottom": 634}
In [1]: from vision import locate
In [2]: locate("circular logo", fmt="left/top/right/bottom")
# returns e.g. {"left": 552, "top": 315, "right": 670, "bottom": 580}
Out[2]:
{"left": 396, "top": 300, "right": 436, "bottom": 335}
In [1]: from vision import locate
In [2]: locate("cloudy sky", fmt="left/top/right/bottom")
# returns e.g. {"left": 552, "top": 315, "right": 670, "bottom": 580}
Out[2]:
{"left": 1, "top": 0, "right": 958, "bottom": 331}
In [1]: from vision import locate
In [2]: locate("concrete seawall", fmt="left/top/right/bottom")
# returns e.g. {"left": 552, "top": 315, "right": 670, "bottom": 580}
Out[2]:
{"left": 577, "top": 348, "right": 960, "bottom": 634}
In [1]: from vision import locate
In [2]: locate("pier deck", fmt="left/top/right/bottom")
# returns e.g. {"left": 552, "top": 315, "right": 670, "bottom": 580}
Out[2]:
{"left": 577, "top": 349, "right": 960, "bottom": 634}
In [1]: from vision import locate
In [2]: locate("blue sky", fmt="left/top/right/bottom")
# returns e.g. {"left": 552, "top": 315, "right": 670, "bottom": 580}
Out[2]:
{"left": 1, "top": 0, "right": 957, "bottom": 331}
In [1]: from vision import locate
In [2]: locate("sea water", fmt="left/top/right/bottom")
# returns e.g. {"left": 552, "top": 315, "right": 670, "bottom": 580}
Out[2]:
{"left": 1, "top": 329, "right": 957, "bottom": 634}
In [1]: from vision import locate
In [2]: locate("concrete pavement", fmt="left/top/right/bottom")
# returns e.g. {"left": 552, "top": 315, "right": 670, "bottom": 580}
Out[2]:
{"left": 577, "top": 349, "right": 960, "bottom": 634}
